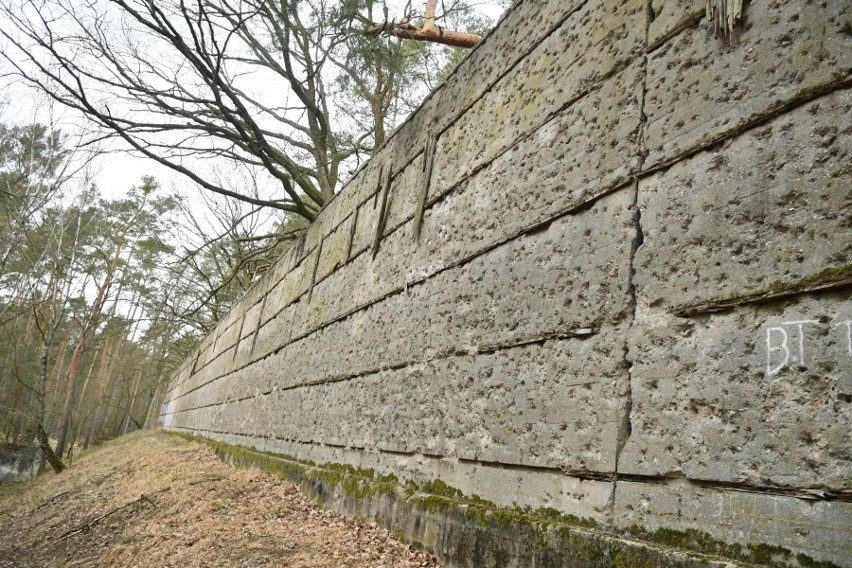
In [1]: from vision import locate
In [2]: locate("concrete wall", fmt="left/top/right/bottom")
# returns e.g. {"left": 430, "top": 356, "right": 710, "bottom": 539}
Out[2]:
{"left": 0, "top": 446, "right": 42, "bottom": 483}
{"left": 160, "top": 1, "right": 852, "bottom": 565}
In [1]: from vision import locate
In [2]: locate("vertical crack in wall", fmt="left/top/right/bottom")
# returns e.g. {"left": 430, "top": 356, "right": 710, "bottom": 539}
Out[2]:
{"left": 610, "top": 0, "right": 653, "bottom": 519}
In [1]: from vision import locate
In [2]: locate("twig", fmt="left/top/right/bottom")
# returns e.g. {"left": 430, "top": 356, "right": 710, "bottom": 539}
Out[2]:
{"left": 55, "top": 493, "right": 159, "bottom": 542}
{"left": 188, "top": 475, "right": 224, "bottom": 486}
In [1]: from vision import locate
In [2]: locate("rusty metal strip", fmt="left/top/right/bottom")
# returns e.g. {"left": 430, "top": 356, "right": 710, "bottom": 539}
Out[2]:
{"left": 345, "top": 208, "right": 358, "bottom": 263}
{"left": 371, "top": 163, "right": 393, "bottom": 259}
{"left": 413, "top": 135, "right": 437, "bottom": 243}
{"left": 305, "top": 243, "right": 322, "bottom": 304}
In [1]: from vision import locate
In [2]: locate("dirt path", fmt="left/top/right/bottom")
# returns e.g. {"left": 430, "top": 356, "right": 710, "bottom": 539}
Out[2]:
{"left": 0, "top": 430, "right": 441, "bottom": 568}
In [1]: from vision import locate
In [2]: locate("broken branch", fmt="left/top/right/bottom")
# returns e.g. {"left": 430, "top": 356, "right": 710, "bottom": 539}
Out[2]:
{"left": 56, "top": 493, "right": 160, "bottom": 541}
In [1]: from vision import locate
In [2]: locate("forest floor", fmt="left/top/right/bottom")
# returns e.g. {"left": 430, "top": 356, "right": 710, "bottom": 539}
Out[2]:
{"left": 0, "top": 430, "right": 442, "bottom": 568}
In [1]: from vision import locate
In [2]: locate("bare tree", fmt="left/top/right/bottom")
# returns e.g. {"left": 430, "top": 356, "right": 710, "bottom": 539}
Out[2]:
{"left": 0, "top": 0, "right": 359, "bottom": 219}
{"left": 160, "top": 188, "right": 304, "bottom": 332}
{"left": 0, "top": 0, "right": 496, "bottom": 221}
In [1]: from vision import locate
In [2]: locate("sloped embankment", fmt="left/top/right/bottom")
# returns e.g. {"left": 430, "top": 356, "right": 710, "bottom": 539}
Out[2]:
{"left": 0, "top": 430, "right": 440, "bottom": 567}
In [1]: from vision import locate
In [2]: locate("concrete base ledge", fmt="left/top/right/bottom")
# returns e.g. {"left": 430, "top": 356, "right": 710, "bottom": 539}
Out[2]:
{"left": 176, "top": 433, "right": 845, "bottom": 568}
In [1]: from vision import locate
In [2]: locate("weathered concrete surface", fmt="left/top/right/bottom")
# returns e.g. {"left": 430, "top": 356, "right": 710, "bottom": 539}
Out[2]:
{"left": 636, "top": 90, "right": 852, "bottom": 315}
{"left": 614, "top": 479, "right": 852, "bottom": 567}
{"left": 619, "top": 291, "right": 852, "bottom": 488}
{"left": 160, "top": 0, "right": 852, "bottom": 565}
{"left": 0, "top": 446, "right": 42, "bottom": 483}
{"left": 433, "top": 0, "right": 645, "bottom": 198}
{"left": 169, "top": 188, "right": 635, "bottom": 417}
{"left": 647, "top": 0, "right": 704, "bottom": 50}
{"left": 170, "top": 330, "right": 630, "bottom": 475}
{"left": 643, "top": 0, "right": 852, "bottom": 171}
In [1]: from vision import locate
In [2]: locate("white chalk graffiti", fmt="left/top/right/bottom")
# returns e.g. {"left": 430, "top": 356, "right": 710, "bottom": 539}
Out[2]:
{"left": 765, "top": 319, "right": 849, "bottom": 376}
{"left": 836, "top": 320, "right": 852, "bottom": 357}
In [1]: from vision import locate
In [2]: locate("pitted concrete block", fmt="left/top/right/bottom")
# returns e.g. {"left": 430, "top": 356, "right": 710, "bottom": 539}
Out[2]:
{"left": 196, "top": 337, "right": 214, "bottom": 368}
{"left": 306, "top": 221, "right": 415, "bottom": 333}
{"left": 636, "top": 90, "right": 852, "bottom": 314}
{"left": 284, "top": 232, "right": 310, "bottom": 272}
{"left": 350, "top": 190, "right": 384, "bottom": 258}
{"left": 644, "top": 0, "right": 852, "bottom": 170}
{"left": 429, "top": 0, "right": 587, "bottom": 124}
{"left": 231, "top": 328, "right": 255, "bottom": 369}
{"left": 241, "top": 301, "right": 262, "bottom": 340}
{"left": 262, "top": 250, "right": 314, "bottom": 325}
{"left": 327, "top": 160, "right": 379, "bottom": 231}
{"left": 300, "top": 199, "right": 338, "bottom": 262}
{"left": 418, "top": 61, "right": 643, "bottom": 266}
{"left": 614, "top": 480, "right": 852, "bottom": 567}
{"left": 619, "top": 291, "right": 852, "bottom": 488}
{"left": 167, "top": 385, "right": 204, "bottom": 414}
{"left": 315, "top": 214, "right": 353, "bottom": 283}
{"left": 648, "top": 0, "right": 703, "bottom": 49}
{"left": 268, "top": 189, "right": 635, "bottom": 391}
{"left": 443, "top": 333, "right": 628, "bottom": 471}
{"left": 253, "top": 302, "right": 295, "bottom": 361}
{"left": 268, "top": 242, "right": 297, "bottom": 284}
{"left": 185, "top": 361, "right": 219, "bottom": 396}
{"left": 214, "top": 319, "right": 242, "bottom": 356}
{"left": 189, "top": 352, "right": 211, "bottom": 384}
{"left": 204, "top": 345, "right": 234, "bottom": 381}
{"left": 260, "top": 331, "right": 627, "bottom": 472}
{"left": 205, "top": 393, "right": 274, "bottom": 439}
{"left": 433, "top": 0, "right": 645, "bottom": 197}
{"left": 384, "top": 156, "right": 422, "bottom": 231}
{"left": 390, "top": 0, "right": 588, "bottom": 170}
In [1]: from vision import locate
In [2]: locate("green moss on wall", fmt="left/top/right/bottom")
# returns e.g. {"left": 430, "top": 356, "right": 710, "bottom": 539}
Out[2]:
{"left": 168, "top": 432, "right": 841, "bottom": 568}
{"left": 628, "top": 526, "right": 841, "bottom": 568}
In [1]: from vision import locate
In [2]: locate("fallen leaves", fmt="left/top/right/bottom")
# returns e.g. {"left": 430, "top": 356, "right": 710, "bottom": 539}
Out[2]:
{"left": 0, "top": 430, "right": 442, "bottom": 568}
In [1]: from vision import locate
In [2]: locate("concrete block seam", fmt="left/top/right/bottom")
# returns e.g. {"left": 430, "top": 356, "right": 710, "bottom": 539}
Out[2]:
{"left": 161, "top": 181, "right": 639, "bottom": 404}
{"left": 646, "top": 4, "right": 704, "bottom": 53}
{"left": 639, "top": 75, "right": 852, "bottom": 179}
{"left": 168, "top": 426, "right": 852, "bottom": 504}
{"left": 163, "top": 325, "right": 604, "bottom": 407}
{"left": 168, "top": 52, "right": 650, "bottom": 397}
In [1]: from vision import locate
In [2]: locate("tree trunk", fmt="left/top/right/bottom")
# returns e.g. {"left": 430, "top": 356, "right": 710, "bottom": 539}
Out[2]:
{"left": 121, "top": 368, "right": 144, "bottom": 435}
{"left": 46, "top": 324, "right": 74, "bottom": 406}
{"left": 142, "top": 377, "right": 164, "bottom": 429}
{"left": 82, "top": 335, "right": 113, "bottom": 449}
{"left": 55, "top": 231, "right": 128, "bottom": 457}
{"left": 37, "top": 422, "right": 65, "bottom": 473}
